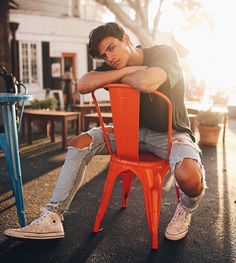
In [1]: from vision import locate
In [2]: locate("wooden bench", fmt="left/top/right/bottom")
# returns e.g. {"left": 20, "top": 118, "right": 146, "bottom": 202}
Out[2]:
{"left": 73, "top": 103, "right": 111, "bottom": 113}
{"left": 73, "top": 103, "right": 111, "bottom": 130}
{"left": 23, "top": 110, "right": 81, "bottom": 149}
{"left": 83, "top": 112, "right": 198, "bottom": 135}
{"left": 83, "top": 112, "right": 113, "bottom": 131}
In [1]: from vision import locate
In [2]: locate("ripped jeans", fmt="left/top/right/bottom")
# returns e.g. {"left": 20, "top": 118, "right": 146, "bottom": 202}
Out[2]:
{"left": 50, "top": 126, "right": 206, "bottom": 214}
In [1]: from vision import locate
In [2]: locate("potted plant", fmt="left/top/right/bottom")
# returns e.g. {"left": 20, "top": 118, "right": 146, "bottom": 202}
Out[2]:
{"left": 197, "top": 110, "right": 221, "bottom": 146}
{"left": 30, "top": 98, "right": 58, "bottom": 110}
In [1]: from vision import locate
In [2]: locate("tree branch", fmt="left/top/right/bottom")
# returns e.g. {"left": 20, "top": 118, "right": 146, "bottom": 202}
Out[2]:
{"left": 144, "top": 0, "right": 149, "bottom": 18}
{"left": 137, "top": 0, "right": 149, "bottom": 32}
{"left": 126, "top": 0, "right": 136, "bottom": 10}
{"left": 95, "top": 0, "right": 153, "bottom": 47}
{"left": 152, "top": 0, "right": 164, "bottom": 40}
{"left": 124, "top": 0, "right": 148, "bottom": 31}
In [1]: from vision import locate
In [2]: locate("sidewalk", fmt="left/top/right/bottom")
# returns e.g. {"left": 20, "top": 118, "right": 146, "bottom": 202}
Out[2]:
{"left": 0, "top": 120, "right": 236, "bottom": 263}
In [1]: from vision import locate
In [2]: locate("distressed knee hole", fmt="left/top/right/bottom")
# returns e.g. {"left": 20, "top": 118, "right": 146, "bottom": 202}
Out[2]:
{"left": 173, "top": 138, "right": 186, "bottom": 145}
{"left": 105, "top": 127, "right": 114, "bottom": 134}
{"left": 175, "top": 158, "right": 204, "bottom": 197}
{"left": 69, "top": 133, "right": 93, "bottom": 149}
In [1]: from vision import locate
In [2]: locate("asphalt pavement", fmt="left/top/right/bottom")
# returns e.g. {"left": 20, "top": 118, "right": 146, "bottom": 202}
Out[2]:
{"left": 0, "top": 120, "right": 236, "bottom": 263}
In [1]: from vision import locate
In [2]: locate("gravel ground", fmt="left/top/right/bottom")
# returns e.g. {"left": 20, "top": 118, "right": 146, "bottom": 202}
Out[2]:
{"left": 0, "top": 136, "right": 110, "bottom": 234}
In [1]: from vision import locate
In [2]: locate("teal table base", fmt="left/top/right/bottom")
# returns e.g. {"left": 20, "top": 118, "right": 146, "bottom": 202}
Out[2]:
{"left": 0, "top": 93, "right": 32, "bottom": 227}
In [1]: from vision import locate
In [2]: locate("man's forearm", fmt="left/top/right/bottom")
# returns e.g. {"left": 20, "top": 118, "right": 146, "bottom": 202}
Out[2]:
{"left": 78, "top": 66, "right": 147, "bottom": 94}
{"left": 121, "top": 67, "right": 167, "bottom": 93}
{"left": 78, "top": 68, "right": 129, "bottom": 94}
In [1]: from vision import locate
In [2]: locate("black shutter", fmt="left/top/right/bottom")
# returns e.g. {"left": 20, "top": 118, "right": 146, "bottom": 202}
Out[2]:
{"left": 42, "top": 42, "right": 51, "bottom": 89}
{"left": 15, "top": 40, "right": 19, "bottom": 81}
{"left": 10, "top": 39, "right": 20, "bottom": 81}
{"left": 50, "top": 57, "right": 62, "bottom": 90}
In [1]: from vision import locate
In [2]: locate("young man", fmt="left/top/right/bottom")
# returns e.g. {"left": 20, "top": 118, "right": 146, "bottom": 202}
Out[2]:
{"left": 4, "top": 22, "right": 205, "bottom": 241}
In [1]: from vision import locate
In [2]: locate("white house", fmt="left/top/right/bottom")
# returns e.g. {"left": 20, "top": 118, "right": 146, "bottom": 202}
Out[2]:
{"left": 9, "top": 0, "right": 187, "bottom": 104}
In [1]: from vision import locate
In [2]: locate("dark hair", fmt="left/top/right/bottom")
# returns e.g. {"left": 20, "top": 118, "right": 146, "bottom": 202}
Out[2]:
{"left": 88, "top": 22, "right": 125, "bottom": 59}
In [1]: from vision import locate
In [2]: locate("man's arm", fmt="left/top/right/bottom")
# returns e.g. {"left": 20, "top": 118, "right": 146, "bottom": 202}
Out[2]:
{"left": 121, "top": 67, "right": 167, "bottom": 93}
{"left": 78, "top": 66, "right": 147, "bottom": 94}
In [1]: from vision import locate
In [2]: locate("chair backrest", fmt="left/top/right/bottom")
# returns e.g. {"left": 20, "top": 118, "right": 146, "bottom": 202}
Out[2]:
{"left": 92, "top": 84, "right": 172, "bottom": 162}
{"left": 109, "top": 84, "right": 140, "bottom": 162}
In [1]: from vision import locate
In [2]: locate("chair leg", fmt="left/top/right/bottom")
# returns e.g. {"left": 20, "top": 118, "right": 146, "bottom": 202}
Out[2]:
{"left": 93, "top": 162, "right": 121, "bottom": 233}
{"left": 139, "top": 170, "right": 163, "bottom": 250}
{"left": 121, "top": 172, "right": 133, "bottom": 208}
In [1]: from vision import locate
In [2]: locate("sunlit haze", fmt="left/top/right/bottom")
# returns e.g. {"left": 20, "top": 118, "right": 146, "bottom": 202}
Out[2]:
{"left": 165, "top": 0, "right": 236, "bottom": 93}
{"left": 104, "top": 0, "right": 236, "bottom": 99}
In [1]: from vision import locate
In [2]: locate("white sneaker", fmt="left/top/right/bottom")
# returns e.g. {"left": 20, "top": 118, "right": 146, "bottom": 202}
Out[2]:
{"left": 4, "top": 209, "right": 64, "bottom": 240}
{"left": 165, "top": 202, "right": 192, "bottom": 241}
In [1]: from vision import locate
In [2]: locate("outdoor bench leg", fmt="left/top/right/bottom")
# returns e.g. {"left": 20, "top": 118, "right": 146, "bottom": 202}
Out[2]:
{"left": 51, "top": 120, "right": 55, "bottom": 142}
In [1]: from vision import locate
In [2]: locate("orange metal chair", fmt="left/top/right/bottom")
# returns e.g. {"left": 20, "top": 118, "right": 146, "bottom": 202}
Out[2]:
{"left": 92, "top": 84, "right": 173, "bottom": 249}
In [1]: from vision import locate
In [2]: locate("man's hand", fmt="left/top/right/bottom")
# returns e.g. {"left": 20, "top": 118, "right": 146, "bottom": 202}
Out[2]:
{"left": 121, "top": 66, "right": 167, "bottom": 93}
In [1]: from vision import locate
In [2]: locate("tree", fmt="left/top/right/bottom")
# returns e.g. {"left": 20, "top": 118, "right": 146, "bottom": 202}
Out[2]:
{"left": 94, "top": 0, "right": 210, "bottom": 47}
{"left": 0, "top": 0, "right": 19, "bottom": 70}
{"left": 0, "top": 0, "right": 11, "bottom": 70}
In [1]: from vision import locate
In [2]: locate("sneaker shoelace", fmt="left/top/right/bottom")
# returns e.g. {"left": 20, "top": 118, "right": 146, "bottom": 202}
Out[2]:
{"left": 29, "top": 209, "right": 51, "bottom": 226}
{"left": 29, "top": 203, "right": 60, "bottom": 226}
{"left": 46, "top": 202, "right": 60, "bottom": 212}
{"left": 46, "top": 202, "right": 64, "bottom": 220}
{"left": 169, "top": 204, "right": 190, "bottom": 228}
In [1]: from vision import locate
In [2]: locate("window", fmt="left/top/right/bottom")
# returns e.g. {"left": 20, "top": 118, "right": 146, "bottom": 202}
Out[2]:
{"left": 93, "top": 58, "right": 104, "bottom": 69}
{"left": 19, "top": 42, "right": 38, "bottom": 85}
{"left": 87, "top": 44, "right": 104, "bottom": 72}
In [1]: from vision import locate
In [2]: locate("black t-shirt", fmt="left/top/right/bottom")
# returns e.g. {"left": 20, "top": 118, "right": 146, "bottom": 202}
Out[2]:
{"left": 95, "top": 45, "right": 194, "bottom": 142}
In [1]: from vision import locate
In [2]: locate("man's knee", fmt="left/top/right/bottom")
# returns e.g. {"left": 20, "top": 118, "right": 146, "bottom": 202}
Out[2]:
{"left": 69, "top": 133, "right": 92, "bottom": 149}
{"left": 175, "top": 158, "right": 203, "bottom": 197}
{"left": 105, "top": 126, "right": 114, "bottom": 134}
{"left": 69, "top": 127, "right": 114, "bottom": 149}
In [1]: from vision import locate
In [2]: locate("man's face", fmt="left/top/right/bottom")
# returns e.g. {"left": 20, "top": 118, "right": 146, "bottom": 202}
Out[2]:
{"left": 98, "top": 35, "right": 131, "bottom": 69}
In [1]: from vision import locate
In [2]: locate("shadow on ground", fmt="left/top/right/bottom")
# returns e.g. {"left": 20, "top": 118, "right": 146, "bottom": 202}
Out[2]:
{"left": 1, "top": 121, "right": 236, "bottom": 262}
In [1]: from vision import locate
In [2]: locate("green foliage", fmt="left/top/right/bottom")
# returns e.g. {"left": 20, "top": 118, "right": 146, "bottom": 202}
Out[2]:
{"left": 197, "top": 110, "right": 221, "bottom": 127}
{"left": 30, "top": 98, "right": 58, "bottom": 110}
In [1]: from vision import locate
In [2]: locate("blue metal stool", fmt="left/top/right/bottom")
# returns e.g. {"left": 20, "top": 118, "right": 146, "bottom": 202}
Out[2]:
{"left": 0, "top": 91, "right": 32, "bottom": 227}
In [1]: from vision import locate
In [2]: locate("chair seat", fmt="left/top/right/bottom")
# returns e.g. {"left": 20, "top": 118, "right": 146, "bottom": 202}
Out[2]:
{"left": 112, "top": 152, "right": 168, "bottom": 168}
{"left": 139, "top": 152, "right": 165, "bottom": 163}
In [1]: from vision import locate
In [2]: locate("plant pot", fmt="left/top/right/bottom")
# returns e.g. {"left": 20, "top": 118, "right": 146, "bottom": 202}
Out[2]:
{"left": 198, "top": 125, "right": 221, "bottom": 146}
{"left": 228, "top": 105, "right": 236, "bottom": 119}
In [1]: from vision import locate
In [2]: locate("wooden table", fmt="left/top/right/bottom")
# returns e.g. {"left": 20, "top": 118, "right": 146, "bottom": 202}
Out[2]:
{"left": 186, "top": 102, "right": 229, "bottom": 143}
{"left": 23, "top": 110, "right": 81, "bottom": 149}
{"left": 84, "top": 112, "right": 113, "bottom": 131}
{"left": 73, "top": 103, "right": 111, "bottom": 130}
{"left": 73, "top": 102, "right": 111, "bottom": 113}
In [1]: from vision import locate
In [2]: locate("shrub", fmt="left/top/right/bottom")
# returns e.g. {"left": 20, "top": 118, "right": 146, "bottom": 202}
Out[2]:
{"left": 30, "top": 98, "right": 58, "bottom": 110}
